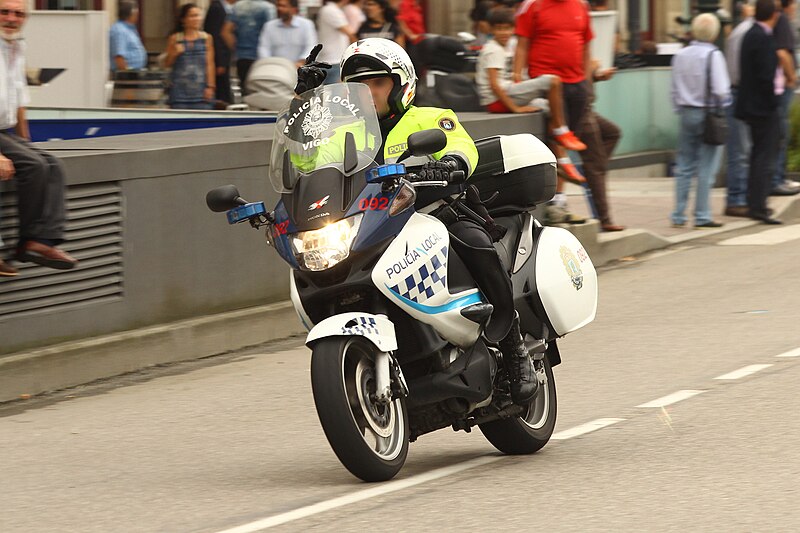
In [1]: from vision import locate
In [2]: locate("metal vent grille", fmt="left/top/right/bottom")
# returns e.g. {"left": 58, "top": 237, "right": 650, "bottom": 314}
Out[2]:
{"left": 0, "top": 183, "right": 124, "bottom": 318}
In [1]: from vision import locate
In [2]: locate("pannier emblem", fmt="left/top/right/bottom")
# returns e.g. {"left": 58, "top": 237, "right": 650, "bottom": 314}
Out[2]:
{"left": 560, "top": 245, "right": 583, "bottom": 290}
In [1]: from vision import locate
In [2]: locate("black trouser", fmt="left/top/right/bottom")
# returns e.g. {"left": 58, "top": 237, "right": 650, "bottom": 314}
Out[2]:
{"left": 236, "top": 59, "right": 256, "bottom": 95}
{"left": 215, "top": 69, "right": 233, "bottom": 104}
{"left": 449, "top": 219, "right": 514, "bottom": 343}
{"left": 562, "top": 80, "right": 590, "bottom": 136}
{"left": 0, "top": 132, "right": 66, "bottom": 246}
{"left": 745, "top": 112, "right": 780, "bottom": 217}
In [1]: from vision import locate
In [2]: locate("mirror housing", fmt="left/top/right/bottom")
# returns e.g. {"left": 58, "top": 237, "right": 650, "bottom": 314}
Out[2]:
{"left": 397, "top": 129, "right": 448, "bottom": 163}
{"left": 206, "top": 185, "right": 247, "bottom": 212}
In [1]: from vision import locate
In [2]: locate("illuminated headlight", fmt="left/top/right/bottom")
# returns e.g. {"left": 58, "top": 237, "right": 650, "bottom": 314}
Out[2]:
{"left": 291, "top": 214, "right": 363, "bottom": 271}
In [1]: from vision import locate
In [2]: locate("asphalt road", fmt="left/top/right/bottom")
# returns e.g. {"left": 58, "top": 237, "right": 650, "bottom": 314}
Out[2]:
{"left": 2, "top": 220, "right": 800, "bottom": 533}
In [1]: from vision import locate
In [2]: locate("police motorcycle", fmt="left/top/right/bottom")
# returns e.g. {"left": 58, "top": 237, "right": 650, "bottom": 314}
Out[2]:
{"left": 206, "top": 82, "right": 598, "bottom": 482}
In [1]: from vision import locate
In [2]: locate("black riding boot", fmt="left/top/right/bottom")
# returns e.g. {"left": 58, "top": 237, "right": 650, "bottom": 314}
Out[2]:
{"left": 498, "top": 312, "right": 539, "bottom": 404}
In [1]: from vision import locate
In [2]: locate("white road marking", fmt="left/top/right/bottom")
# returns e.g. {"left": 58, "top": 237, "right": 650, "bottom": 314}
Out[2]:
{"left": 85, "top": 127, "right": 100, "bottom": 136}
{"left": 714, "top": 364, "right": 773, "bottom": 380}
{"left": 636, "top": 390, "right": 705, "bottom": 408}
{"left": 213, "top": 417, "right": 624, "bottom": 532}
{"left": 214, "top": 456, "right": 503, "bottom": 532}
{"left": 551, "top": 418, "right": 625, "bottom": 440}
{"left": 776, "top": 347, "right": 800, "bottom": 358}
{"left": 718, "top": 225, "right": 800, "bottom": 246}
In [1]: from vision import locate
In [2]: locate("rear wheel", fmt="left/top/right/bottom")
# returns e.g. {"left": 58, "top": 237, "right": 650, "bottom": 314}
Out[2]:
{"left": 310, "top": 337, "right": 409, "bottom": 482}
{"left": 479, "top": 354, "right": 557, "bottom": 454}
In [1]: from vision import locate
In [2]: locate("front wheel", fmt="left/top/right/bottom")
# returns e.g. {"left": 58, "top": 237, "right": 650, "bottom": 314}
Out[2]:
{"left": 479, "top": 354, "right": 557, "bottom": 454}
{"left": 310, "top": 337, "right": 409, "bottom": 482}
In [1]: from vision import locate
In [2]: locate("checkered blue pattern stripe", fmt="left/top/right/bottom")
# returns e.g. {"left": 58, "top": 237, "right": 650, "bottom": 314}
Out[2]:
{"left": 340, "top": 317, "right": 379, "bottom": 336}
{"left": 389, "top": 245, "right": 448, "bottom": 303}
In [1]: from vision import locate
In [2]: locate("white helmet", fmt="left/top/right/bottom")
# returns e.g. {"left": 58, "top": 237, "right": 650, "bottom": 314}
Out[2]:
{"left": 340, "top": 38, "right": 417, "bottom": 115}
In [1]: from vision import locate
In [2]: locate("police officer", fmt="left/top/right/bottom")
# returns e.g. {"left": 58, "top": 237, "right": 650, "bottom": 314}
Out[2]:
{"left": 297, "top": 38, "right": 538, "bottom": 404}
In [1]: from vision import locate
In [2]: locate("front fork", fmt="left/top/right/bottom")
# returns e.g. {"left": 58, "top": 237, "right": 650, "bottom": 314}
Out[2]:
{"left": 373, "top": 351, "right": 409, "bottom": 405}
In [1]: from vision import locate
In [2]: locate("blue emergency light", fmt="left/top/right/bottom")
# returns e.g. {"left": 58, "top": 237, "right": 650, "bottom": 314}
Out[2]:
{"left": 227, "top": 202, "right": 267, "bottom": 224}
{"left": 366, "top": 164, "right": 406, "bottom": 184}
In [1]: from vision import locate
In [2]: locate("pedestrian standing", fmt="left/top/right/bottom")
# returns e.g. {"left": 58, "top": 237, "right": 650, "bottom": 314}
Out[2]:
{"left": 165, "top": 4, "right": 216, "bottom": 109}
{"left": 204, "top": 0, "right": 236, "bottom": 105}
{"left": 231, "top": 0, "right": 276, "bottom": 93}
{"left": 769, "top": 0, "right": 800, "bottom": 196}
{"left": 512, "top": 0, "right": 594, "bottom": 224}
{"left": 109, "top": 1, "right": 147, "bottom": 73}
{"left": 670, "top": 13, "right": 730, "bottom": 228}
{"left": 476, "top": 7, "right": 587, "bottom": 186}
{"left": 316, "top": 0, "right": 357, "bottom": 84}
{"left": 579, "top": 59, "right": 624, "bottom": 232}
{"left": 358, "top": 0, "right": 404, "bottom": 48}
{"left": 723, "top": 4, "right": 755, "bottom": 217}
{"left": 257, "top": 0, "right": 317, "bottom": 67}
{"left": 736, "top": 0, "right": 783, "bottom": 224}
{"left": 343, "top": 0, "right": 366, "bottom": 34}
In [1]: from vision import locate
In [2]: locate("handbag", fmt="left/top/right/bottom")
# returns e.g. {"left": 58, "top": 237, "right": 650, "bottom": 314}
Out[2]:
{"left": 703, "top": 49, "right": 727, "bottom": 146}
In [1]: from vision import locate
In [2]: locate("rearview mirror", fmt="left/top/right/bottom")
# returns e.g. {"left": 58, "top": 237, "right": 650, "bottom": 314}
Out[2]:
{"left": 397, "top": 129, "right": 448, "bottom": 163}
{"left": 206, "top": 185, "right": 247, "bottom": 212}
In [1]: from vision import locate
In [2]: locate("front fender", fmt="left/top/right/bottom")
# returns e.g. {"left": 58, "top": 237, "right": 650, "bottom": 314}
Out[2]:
{"left": 305, "top": 312, "right": 398, "bottom": 352}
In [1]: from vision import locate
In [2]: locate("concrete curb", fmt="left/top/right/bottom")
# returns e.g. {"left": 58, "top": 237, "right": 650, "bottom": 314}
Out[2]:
{"left": 0, "top": 301, "right": 306, "bottom": 402}
{"left": 3, "top": 196, "right": 798, "bottom": 403}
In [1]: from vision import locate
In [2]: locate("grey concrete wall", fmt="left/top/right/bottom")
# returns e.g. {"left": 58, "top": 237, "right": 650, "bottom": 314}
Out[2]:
{"left": 0, "top": 113, "right": 545, "bottom": 356}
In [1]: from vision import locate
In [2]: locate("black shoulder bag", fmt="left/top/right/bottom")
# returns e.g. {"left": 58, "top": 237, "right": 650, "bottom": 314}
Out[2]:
{"left": 703, "top": 49, "right": 728, "bottom": 145}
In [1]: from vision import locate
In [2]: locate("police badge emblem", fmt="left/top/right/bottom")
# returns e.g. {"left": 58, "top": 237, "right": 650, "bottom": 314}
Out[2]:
{"left": 438, "top": 118, "right": 456, "bottom": 131}
{"left": 302, "top": 104, "right": 333, "bottom": 138}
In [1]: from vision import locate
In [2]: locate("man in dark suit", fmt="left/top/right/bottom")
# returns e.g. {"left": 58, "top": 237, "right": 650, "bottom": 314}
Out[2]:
{"left": 735, "top": 0, "right": 783, "bottom": 224}
{"left": 204, "top": 0, "right": 235, "bottom": 105}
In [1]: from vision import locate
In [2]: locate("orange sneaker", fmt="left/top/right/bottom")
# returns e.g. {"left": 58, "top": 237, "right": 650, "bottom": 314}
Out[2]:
{"left": 557, "top": 162, "right": 586, "bottom": 185}
{"left": 554, "top": 131, "right": 587, "bottom": 151}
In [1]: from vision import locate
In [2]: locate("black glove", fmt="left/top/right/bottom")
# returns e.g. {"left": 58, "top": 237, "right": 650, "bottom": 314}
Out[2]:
{"left": 294, "top": 44, "right": 331, "bottom": 95}
{"left": 416, "top": 157, "right": 460, "bottom": 182}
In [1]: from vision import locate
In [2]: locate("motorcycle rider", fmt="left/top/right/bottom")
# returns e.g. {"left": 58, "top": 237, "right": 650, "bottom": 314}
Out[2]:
{"left": 296, "top": 38, "right": 538, "bottom": 404}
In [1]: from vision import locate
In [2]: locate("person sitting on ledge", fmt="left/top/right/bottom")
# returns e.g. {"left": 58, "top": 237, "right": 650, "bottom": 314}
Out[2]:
{"left": 0, "top": 0, "right": 78, "bottom": 276}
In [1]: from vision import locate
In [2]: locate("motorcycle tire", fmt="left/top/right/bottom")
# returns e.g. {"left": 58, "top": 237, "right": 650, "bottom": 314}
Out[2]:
{"left": 478, "top": 354, "right": 557, "bottom": 454}
{"left": 310, "top": 337, "right": 410, "bottom": 482}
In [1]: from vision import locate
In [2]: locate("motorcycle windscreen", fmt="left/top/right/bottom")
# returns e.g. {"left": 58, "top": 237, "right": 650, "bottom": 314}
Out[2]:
{"left": 269, "top": 83, "right": 381, "bottom": 194}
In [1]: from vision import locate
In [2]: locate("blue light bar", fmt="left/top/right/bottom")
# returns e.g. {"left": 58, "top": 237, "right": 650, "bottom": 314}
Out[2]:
{"left": 227, "top": 202, "right": 267, "bottom": 224}
{"left": 366, "top": 163, "right": 406, "bottom": 183}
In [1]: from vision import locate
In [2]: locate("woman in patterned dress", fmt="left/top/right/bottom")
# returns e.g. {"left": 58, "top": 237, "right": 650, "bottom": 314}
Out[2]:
{"left": 165, "top": 3, "right": 216, "bottom": 109}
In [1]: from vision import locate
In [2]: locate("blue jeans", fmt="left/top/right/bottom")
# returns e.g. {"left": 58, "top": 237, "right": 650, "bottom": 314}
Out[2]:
{"left": 725, "top": 87, "right": 751, "bottom": 207}
{"left": 772, "top": 87, "right": 794, "bottom": 188}
{"left": 672, "top": 106, "right": 723, "bottom": 225}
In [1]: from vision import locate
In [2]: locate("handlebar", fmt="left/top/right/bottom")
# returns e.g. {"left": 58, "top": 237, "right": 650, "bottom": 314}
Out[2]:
{"left": 405, "top": 169, "right": 465, "bottom": 187}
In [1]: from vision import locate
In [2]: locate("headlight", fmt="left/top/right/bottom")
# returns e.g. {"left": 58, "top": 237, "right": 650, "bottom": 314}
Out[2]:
{"left": 291, "top": 214, "right": 363, "bottom": 271}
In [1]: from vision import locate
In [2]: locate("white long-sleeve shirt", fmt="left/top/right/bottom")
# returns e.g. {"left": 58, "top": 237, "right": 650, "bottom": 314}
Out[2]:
{"left": 0, "top": 38, "right": 30, "bottom": 131}
{"left": 257, "top": 15, "right": 317, "bottom": 62}
{"left": 671, "top": 41, "right": 731, "bottom": 110}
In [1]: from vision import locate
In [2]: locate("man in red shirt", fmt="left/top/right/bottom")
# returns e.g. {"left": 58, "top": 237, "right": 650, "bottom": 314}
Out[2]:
{"left": 512, "top": 0, "right": 594, "bottom": 224}
{"left": 513, "top": 0, "right": 593, "bottom": 131}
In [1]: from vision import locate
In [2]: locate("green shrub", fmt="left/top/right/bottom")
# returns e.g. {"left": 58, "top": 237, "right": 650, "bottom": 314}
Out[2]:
{"left": 788, "top": 99, "right": 800, "bottom": 171}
